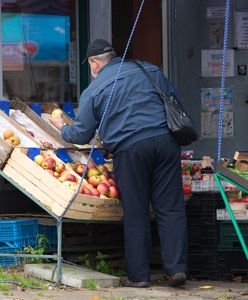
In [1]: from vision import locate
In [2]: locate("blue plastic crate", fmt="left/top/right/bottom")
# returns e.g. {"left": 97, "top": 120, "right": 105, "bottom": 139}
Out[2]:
{"left": 38, "top": 224, "right": 57, "bottom": 249}
{"left": 0, "top": 219, "right": 38, "bottom": 248}
{"left": 0, "top": 247, "right": 21, "bottom": 267}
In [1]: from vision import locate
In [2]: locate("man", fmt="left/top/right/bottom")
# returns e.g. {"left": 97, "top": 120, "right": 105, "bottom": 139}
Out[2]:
{"left": 51, "top": 39, "right": 187, "bottom": 288}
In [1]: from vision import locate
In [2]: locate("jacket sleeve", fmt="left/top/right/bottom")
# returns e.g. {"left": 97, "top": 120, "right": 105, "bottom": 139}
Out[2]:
{"left": 61, "top": 91, "right": 99, "bottom": 145}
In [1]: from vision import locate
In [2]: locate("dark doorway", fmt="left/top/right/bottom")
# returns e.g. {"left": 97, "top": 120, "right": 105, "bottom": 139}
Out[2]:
{"left": 112, "top": 0, "right": 162, "bottom": 67}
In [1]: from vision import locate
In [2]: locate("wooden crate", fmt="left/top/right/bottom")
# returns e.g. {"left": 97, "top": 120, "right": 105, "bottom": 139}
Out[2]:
{"left": 0, "top": 137, "right": 13, "bottom": 169}
{"left": 10, "top": 101, "right": 76, "bottom": 149}
{"left": 3, "top": 148, "right": 123, "bottom": 221}
{"left": 41, "top": 102, "right": 102, "bottom": 149}
{"left": 42, "top": 102, "right": 73, "bottom": 125}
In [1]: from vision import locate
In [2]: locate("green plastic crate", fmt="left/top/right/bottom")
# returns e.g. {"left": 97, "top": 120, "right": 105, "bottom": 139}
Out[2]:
{"left": 219, "top": 221, "right": 248, "bottom": 249}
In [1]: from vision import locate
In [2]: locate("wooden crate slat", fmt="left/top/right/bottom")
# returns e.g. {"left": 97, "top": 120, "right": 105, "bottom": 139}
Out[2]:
{"left": 10, "top": 148, "right": 75, "bottom": 200}
{"left": 64, "top": 209, "right": 94, "bottom": 220}
{"left": 7, "top": 158, "right": 69, "bottom": 208}
{"left": 3, "top": 164, "right": 63, "bottom": 217}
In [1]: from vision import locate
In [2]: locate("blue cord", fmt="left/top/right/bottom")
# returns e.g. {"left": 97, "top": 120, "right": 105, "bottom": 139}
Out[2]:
{"left": 59, "top": 0, "right": 145, "bottom": 220}
{"left": 217, "top": 0, "right": 231, "bottom": 162}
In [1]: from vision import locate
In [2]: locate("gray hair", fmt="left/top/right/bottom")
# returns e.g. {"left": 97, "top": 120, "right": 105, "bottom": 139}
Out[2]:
{"left": 89, "top": 51, "right": 116, "bottom": 63}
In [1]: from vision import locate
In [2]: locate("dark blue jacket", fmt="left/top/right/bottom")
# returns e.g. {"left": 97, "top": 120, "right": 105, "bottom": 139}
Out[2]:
{"left": 61, "top": 58, "right": 177, "bottom": 154}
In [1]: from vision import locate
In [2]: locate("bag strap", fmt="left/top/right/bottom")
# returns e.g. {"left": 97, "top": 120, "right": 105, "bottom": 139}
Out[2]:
{"left": 131, "top": 60, "right": 169, "bottom": 101}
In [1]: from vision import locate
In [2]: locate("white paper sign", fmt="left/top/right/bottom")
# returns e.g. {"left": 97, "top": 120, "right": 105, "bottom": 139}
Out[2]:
{"left": 207, "top": 7, "right": 225, "bottom": 19}
{"left": 234, "top": 12, "right": 248, "bottom": 49}
{"left": 201, "top": 49, "right": 234, "bottom": 77}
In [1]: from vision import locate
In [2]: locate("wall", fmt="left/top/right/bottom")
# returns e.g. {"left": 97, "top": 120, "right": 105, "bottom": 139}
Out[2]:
{"left": 171, "top": 0, "right": 248, "bottom": 160}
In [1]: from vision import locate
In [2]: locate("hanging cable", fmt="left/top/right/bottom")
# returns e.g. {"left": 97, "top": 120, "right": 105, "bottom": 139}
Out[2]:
{"left": 59, "top": 0, "right": 145, "bottom": 221}
{"left": 217, "top": 0, "right": 231, "bottom": 162}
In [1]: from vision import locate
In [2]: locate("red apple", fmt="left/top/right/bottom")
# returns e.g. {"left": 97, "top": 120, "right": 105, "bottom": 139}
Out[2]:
{"left": 88, "top": 175, "right": 101, "bottom": 187}
{"left": 41, "top": 141, "right": 53, "bottom": 148}
{"left": 100, "top": 179, "right": 111, "bottom": 188}
{"left": 60, "top": 170, "right": 71, "bottom": 177}
{"left": 53, "top": 172, "right": 61, "bottom": 179}
{"left": 34, "top": 154, "right": 44, "bottom": 166}
{"left": 108, "top": 178, "right": 116, "bottom": 186}
{"left": 85, "top": 183, "right": 94, "bottom": 191}
{"left": 75, "top": 163, "right": 86, "bottom": 175}
{"left": 88, "top": 160, "right": 96, "bottom": 169}
{"left": 41, "top": 158, "right": 56, "bottom": 170}
{"left": 97, "top": 182, "right": 109, "bottom": 196}
{"left": 87, "top": 167, "right": 100, "bottom": 177}
{"left": 83, "top": 187, "right": 93, "bottom": 196}
{"left": 109, "top": 185, "right": 119, "bottom": 199}
{"left": 64, "top": 174, "right": 77, "bottom": 182}
{"left": 102, "top": 170, "right": 112, "bottom": 179}
{"left": 91, "top": 188, "right": 100, "bottom": 197}
{"left": 55, "top": 162, "right": 66, "bottom": 174}
{"left": 27, "top": 130, "right": 35, "bottom": 137}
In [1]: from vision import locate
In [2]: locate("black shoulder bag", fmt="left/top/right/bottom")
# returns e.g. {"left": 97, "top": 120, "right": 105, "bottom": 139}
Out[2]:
{"left": 133, "top": 60, "right": 198, "bottom": 146}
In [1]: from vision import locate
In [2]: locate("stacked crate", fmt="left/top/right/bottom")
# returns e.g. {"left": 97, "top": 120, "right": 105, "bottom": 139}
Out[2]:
{"left": 218, "top": 221, "right": 248, "bottom": 281}
{"left": 186, "top": 192, "right": 224, "bottom": 280}
{"left": 0, "top": 219, "right": 38, "bottom": 267}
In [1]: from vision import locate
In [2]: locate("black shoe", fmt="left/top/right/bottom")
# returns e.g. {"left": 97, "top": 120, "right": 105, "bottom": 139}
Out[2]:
{"left": 122, "top": 279, "right": 150, "bottom": 288}
{"left": 167, "top": 272, "right": 186, "bottom": 287}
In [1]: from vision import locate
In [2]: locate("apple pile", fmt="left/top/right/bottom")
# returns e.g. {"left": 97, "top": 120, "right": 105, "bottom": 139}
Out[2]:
{"left": 79, "top": 162, "right": 119, "bottom": 199}
{"left": 2, "top": 129, "right": 21, "bottom": 146}
{"left": 33, "top": 153, "right": 79, "bottom": 191}
{"left": 33, "top": 153, "right": 119, "bottom": 199}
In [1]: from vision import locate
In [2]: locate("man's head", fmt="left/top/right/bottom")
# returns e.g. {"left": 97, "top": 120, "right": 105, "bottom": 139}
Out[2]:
{"left": 84, "top": 39, "right": 116, "bottom": 78}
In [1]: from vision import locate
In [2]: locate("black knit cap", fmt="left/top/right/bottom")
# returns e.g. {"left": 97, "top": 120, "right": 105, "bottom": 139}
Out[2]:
{"left": 82, "top": 39, "right": 114, "bottom": 64}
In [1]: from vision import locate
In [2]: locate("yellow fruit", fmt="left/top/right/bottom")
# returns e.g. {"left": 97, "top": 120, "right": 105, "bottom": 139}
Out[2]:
{"left": 6, "top": 135, "right": 20, "bottom": 146}
{"left": 51, "top": 109, "right": 63, "bottom": 118}
{"left": 3, "top": 129, "right": 14, "bottom": 140}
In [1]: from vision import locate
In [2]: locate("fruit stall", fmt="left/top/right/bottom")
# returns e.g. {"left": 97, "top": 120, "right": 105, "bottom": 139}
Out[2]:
{"left": 1, "top": 102, "right": 248, "bottom": 282}
{"left": 0, "top": 102, "right": 122, "bottom": 283}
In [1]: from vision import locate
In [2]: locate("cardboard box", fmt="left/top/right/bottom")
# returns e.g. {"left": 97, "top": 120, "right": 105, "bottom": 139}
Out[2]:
{"left": 3, "top": 148, "right": 122, "bottom": 221}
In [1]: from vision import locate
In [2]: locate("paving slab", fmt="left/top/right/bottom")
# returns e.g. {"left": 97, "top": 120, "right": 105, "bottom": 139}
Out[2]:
{"left": 24, "top": 263, "right": 120, "bottom": 288}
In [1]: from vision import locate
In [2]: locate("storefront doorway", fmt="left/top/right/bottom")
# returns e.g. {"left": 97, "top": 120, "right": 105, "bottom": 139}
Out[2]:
{"left": 112, "top": 0, "right": 163, "bottom": 67}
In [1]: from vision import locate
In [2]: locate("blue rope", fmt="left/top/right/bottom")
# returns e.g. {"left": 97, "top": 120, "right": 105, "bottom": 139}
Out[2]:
{"left": 59, "top": 0, "right": 145, "bottom": 221}
{"left": 217, "top": 0, "right": 231, "bottom": 162}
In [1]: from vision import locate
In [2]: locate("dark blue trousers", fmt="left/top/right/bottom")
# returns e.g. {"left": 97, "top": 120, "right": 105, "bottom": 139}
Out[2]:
{"left": 113, "top": 133, "right": 187, "bottom": 282}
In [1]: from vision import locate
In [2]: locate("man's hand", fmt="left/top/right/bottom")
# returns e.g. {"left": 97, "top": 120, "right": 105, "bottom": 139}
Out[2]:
{"left": 49, "top": 114, "right": 65, "bottom": 130}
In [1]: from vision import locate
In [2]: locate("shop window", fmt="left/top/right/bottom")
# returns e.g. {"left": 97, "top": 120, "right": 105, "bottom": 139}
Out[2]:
{"left": 1, "top": 0, "right": 77, "bottom": 103}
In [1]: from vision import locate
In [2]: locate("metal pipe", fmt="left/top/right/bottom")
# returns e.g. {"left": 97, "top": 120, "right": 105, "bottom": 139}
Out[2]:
{"left": 56, "top": 219, "right": 63, "bottom": 285}
{"left": 0, "top": 253, "right": 57, "bottom": 259}
{"left": 214, "top": 173, "right": 248, "bottom": 260}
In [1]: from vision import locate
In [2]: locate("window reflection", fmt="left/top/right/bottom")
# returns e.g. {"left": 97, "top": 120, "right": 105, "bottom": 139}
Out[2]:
{"left": 2, "top": 0, "right": 77, "bottom": 103}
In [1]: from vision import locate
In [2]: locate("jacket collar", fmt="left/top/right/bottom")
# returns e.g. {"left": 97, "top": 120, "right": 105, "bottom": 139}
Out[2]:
{"left": 99, "top": 57, "right": 122, "bottom": 74}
